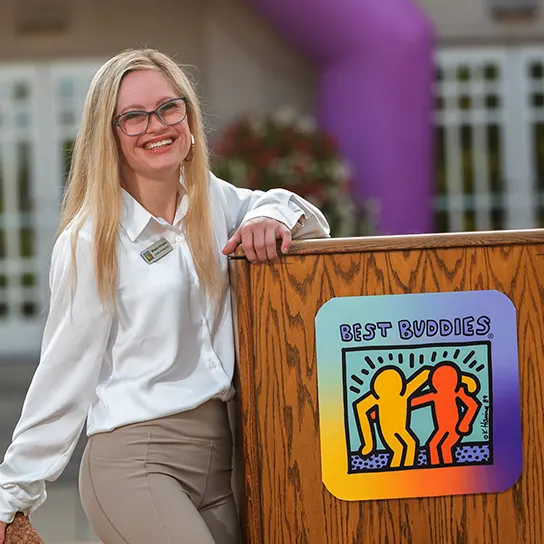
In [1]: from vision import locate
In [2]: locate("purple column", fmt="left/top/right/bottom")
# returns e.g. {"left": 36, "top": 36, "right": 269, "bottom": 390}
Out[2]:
{"left": 247, "top": 0, "right": 435, "bottom": 234}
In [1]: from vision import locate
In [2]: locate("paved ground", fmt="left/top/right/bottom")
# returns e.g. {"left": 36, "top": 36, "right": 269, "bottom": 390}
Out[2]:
{"left": 31, "top": 484, "right": 99, "bottom": 543}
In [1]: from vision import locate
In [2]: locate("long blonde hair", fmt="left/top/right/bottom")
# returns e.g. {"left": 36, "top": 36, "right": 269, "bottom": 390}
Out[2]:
{"left": 58, "top": 48, "right": 222, "bottom": 306}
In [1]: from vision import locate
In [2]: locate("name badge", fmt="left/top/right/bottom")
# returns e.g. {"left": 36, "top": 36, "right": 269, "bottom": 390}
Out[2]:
{"left": 140, "top": 238, "right": 174, "bottom": 264}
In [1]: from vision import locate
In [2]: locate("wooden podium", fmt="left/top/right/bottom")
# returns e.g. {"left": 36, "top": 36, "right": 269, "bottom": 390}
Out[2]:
{"left": 228, "top": 230, "right": 544, "bottom": 544}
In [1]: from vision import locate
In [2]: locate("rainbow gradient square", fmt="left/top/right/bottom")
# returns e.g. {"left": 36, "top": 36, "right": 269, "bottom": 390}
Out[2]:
{"left": 315, "top": 290, "right": 522, "bottom": 501}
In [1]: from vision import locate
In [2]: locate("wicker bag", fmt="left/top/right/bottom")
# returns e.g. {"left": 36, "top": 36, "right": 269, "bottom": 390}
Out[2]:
{"left": 4, "top": 512, "right": 44, "bottom": 544}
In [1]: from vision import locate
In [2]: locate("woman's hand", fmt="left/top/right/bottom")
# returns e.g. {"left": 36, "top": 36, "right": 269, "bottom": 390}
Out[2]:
{"left": 0, "top": 520, "right": 7, "bottom": 543}
{"left": 222, "top": 218, "right": 292, "bottom": 263}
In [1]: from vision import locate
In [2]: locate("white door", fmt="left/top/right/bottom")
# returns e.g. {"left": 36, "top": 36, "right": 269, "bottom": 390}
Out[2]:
{"left": 0, "top": 62, "right": 102, "bottom": 358}
{"left": 434, "top": 47, "right": 544, "bottom": 232}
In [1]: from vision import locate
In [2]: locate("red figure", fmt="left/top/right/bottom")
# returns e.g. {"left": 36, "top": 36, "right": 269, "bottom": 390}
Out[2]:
{"left": 411, "top": 363, "right": 481, "bottom": 466}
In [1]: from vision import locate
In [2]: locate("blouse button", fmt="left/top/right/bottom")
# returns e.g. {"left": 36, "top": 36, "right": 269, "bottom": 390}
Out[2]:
{"left": 175, "top": 235, "right": 183, "bottom": 243}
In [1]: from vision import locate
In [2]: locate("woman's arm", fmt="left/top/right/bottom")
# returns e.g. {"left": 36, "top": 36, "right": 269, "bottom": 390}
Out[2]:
{"left": 212, "top": 172, "right": 331, "bottom": 240}
{"left": 0, "top": 228, "right": 113, "bottom": 523}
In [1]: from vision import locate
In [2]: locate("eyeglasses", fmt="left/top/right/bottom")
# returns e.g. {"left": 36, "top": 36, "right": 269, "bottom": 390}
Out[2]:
{"left": 113, "top": 97, "right": 188, "bottom": 136}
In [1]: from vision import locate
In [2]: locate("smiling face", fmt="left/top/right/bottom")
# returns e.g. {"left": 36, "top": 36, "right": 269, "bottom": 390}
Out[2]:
{"left": 114, "top": 69, "right": 192, "bottom": 182}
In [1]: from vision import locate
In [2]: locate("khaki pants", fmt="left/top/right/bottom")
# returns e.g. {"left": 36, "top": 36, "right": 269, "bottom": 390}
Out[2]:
{"left": 79, "top": 399, "right": 239, "bottom": 544}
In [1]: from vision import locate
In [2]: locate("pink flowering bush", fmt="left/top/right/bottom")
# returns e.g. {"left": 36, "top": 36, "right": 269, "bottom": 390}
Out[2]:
{"left": 212, "top": 108, "right": 376, "bottom": 236}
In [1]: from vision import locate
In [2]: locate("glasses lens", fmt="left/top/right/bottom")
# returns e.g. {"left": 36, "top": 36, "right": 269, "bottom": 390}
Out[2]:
{"left": 119, "top": 112, "right": 148, "bottom": 136}
{"left": 157, "top": 99, "right": 186, "bottom": 126}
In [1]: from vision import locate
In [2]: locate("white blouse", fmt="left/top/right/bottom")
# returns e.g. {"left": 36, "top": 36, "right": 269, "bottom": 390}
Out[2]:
{"left": 0, "top": 173, "right": 330, "bottom": 523}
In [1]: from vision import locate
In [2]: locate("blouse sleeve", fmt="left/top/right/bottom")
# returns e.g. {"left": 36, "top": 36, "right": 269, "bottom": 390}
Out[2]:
{"left": 212, "top": 173, "right": 331, "bottom": 239}
{"left": 0, "top": 229, "right": 113, "bottom": 523}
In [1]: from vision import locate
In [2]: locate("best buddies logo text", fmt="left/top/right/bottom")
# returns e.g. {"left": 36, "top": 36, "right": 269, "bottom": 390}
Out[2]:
{"left": 339, "top": 315, "right": 492, "bottom": 343}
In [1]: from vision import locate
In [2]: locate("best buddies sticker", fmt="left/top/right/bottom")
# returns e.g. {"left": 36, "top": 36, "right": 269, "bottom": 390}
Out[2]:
{"left": 315, "top": 290, "right": 522, "bottom": 501}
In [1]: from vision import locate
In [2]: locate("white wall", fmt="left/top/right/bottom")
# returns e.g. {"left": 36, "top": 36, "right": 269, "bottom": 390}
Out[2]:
{"left": 417, "top": 0, "right": 544, "bottom": 44}
{"left": 202, "top": 0, "right": 316, "bottom": 136}
{"left": 0, "top": 0, "right": 316, "bottom": 132}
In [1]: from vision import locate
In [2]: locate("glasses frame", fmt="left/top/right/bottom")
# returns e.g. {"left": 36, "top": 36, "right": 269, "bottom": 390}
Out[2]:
{"left": 113, "top": 97, "right": 188, "bottom": 137}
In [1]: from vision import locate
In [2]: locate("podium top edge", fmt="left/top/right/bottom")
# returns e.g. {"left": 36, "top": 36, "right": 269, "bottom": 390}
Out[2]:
{"left": 230, "top": 228, "right": 544, "bottom": 258}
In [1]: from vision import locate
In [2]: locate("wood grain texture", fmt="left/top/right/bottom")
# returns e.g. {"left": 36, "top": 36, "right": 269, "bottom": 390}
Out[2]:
{"left": 228, "top": 262, "right": 262, "bottom": 544}
{"left": 231, "top": 228, "right": 544, "bottom": 258}
{"left": 229, "top": 239, "right": 544, "bottom": 544}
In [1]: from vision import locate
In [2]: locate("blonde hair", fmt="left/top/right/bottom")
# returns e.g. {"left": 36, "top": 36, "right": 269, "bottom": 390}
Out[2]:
{"left": 58, "top": 48, "right": 222, "bottom": 306}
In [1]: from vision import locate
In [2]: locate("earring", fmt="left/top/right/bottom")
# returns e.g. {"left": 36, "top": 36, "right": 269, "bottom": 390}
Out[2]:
{"left": 184, "top": 134, "right": 195, "bottom": 162}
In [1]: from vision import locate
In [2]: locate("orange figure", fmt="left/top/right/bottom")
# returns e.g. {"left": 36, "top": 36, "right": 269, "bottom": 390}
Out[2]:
{"left": 354, "top": 367, "right": 430, "bottom": 468}
{"left": 411, "top": 363, "right": 481, "bottom": 466}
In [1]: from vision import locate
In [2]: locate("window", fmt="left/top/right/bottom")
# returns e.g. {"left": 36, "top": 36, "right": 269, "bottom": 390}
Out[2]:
{"left": 0, "top": 62, "right": 101, "bottom": 357}
{"left": 490, "top": 0, "right": 537, "bottom": 15}
{"left": 434, "top": 48, "right": 544, "bottom": 233}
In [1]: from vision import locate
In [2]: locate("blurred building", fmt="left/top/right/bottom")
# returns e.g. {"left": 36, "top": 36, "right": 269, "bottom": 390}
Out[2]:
{"left": 2, "top": 0, "right": 544, "bottom": 359}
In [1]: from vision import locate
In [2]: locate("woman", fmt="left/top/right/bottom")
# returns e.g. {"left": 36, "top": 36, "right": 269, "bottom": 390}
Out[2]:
{"left": 0, "top": 49, "right": 329, "bottom": 543}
